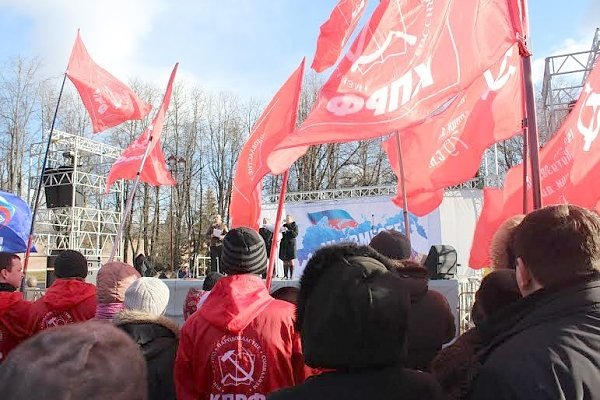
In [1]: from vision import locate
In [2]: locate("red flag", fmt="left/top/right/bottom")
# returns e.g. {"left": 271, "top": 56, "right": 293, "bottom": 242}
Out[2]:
{"left": 311, "top": 0, "right": 368, "bottom": 73}
{"left": 267, "top": 0, "right": 518, "bottom": 174}
{"left": 229, "top": 59, "right": 305, "bottom": 230}
{"left": 106, "top": 64, "right": 179, "bottom": 190}
{"left": 66, "top": 31, "right": 152, "bottom": 133}
{"left": 469, "top": 58, "right": 600, "bottom": 268}
{"left": 507, "top": 0, "right": 530, "bottom": 55}
{"left": 382, "top": 44, "right": 523, "bottom": 216}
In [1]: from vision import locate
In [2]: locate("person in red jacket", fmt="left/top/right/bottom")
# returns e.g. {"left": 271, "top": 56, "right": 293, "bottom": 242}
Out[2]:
{"left": 29, "top": 250, "right": 97, "bottom": 334}
{"left": 0, "top": 252, "right": 30, "bottom": 363}
{"left": 175, "top": 227, "right": 312, "bottom": 400}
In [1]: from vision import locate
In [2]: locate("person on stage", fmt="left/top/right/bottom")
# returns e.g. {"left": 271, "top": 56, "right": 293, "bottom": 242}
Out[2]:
{"left": 205, "top": 214, "right": 228, "bottom": 273}
{"left": 279, "top": 215, "right": 298, "bottom": 280}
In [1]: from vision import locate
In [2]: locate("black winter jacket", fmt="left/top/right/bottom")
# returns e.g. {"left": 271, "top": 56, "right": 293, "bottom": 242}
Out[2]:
{"left": 470, "top": 274, "right": 600, "bottom": 400}
{"left": 268, "top": 365, "right": 443, "bottom": 400}
{"left": 279, "top": 222, "right": 298, "bottom": 261}
{"left": 114, "top": 310, "right": 179, "bottom": 400}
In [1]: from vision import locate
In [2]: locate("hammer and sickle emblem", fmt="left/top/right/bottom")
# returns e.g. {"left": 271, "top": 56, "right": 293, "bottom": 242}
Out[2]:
{"left": 577, "top": 83, "right": 600, "bottom": 152}
{"left": 220, "top": 349, "right": 255, "bottom": 386}
{"left": 483, "top": 46, "right": 517, "bottom": 92}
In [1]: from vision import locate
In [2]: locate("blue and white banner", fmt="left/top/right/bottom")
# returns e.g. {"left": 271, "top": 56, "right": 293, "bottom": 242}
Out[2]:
{"left": 0, "top": 190, "right": 35, "bottom": 253}
{"left": 270, "top": 197, "right": 441, "bottom": 277}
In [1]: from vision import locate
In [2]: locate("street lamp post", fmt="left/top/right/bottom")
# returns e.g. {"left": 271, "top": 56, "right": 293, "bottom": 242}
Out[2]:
{"left": 167, "top": 155, "right": 186, "bottom": 274}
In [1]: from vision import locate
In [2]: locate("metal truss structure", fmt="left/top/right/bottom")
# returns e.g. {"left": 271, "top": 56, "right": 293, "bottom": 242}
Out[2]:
{"left": 541, "top": 28, "right": 600, "bottom": 142}
{"left": 264, "top": 177, "right": 486, "bottom": 204}
{"left": 28, "top": 130, "right": 124, "bottom": 264}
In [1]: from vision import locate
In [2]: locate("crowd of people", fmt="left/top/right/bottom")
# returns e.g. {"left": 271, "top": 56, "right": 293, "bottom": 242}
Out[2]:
{"left": 0, "top": 204, "right": 600, "bottom": 399}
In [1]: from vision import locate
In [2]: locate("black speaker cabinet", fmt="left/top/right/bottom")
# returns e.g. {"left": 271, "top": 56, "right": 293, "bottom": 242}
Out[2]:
{"left": 43, "top": 166, "right": 84, "bottom": 208}
{"left": 424, "top": 245, "right": 458, "bottom": 280}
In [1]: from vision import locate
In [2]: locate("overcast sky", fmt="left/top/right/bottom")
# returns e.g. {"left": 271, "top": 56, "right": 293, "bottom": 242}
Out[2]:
{"left": 0, "top": 0, "right": 598, "bottom": 101}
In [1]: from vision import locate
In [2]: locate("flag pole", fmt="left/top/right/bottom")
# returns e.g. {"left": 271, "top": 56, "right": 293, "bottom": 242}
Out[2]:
{"left": 108, "top": 136, "right": 156, "bottom": 263}
{"left": 266, "top": 170, "right": 289, "bottom": 290}
{"left": 21, "top": 72, "right": 68, "bottom": 290}
{"left": 395, "top": 132, "right": 411, "bottom": 246}
{"left": 522, "top": 123, "right": 529, "bottom": 213}
{"left": 522, "top": 55, "right": 542, "bottom": 210}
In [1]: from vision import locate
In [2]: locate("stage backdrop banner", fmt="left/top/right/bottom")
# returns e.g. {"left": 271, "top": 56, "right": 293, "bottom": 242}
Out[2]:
{"left": 278, "top": 197, "right": 442, "bottom": 277}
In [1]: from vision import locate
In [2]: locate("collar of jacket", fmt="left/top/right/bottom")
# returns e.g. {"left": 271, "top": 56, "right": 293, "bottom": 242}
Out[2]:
{"left": 477, "top": 272, "right": 600, "bottom": 361}
{"left": 0, "top": 282, "right": 17, "bottom": 292}
{"left": 114, "top": 309, "right": 180, "bottom": 338}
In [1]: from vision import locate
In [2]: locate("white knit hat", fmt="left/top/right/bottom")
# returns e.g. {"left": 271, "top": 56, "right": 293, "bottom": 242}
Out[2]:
{"left": 124, "top": 277, "right": 170, "bottom": 315}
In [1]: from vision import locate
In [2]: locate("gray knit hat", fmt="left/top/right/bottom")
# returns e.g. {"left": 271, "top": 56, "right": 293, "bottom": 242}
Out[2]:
{"left": 221, "top": 227, "right": 267, "bottom": 275}
{"left": 124, "top": 277, "right": 170, "bottom": 315}
{"left": 54, "top": 250, "right": 88, "bottom": 279}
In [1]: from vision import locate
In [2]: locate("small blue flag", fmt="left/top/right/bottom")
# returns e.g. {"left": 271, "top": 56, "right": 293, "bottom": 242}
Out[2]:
{"left": 0, "top": 190, "right": 36, "bottom": 253}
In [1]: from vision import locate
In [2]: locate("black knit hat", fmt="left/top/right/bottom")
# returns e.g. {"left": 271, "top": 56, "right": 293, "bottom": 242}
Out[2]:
{"left": 369, "top": 229, "right": 412, "bottom": 261}
{"left": 221, "top": 227, "right": 267, "bottom": 275}
{"left": 297, "top": 243, "right": 411, "bottom": 370}
{"left": 54, "top": 250, "right": 88, "bottom": 279}
{"left": 203, "top": 272, "right": 225, "bottom": 290}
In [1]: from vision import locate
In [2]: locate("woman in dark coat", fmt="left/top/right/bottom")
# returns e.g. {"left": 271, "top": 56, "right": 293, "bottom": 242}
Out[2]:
{"left": 279, "top": 215, "right": 298, "bottom": 279}
{"left": 114, "top": 277, "right": 179, "bottom": 400}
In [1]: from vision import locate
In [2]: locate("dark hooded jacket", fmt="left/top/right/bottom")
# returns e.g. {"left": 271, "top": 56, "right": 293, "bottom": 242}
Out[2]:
{"left": 269, "top": 244, "right": 443, "bottom": 400}
{"left": 114, "top": 310, "right": 179, "bottom": 400}
{"left": 471, "top": 273, "right": 600, "bottom": 400}
{"left": 394, "top": 265, "right": 456, "bottom": 371}
{"left": 0, "top": 283, "right": 31, "bottom": 363}
{"left": 174, "top": 274, "right": 312, "bottom": 400}
{"left": 28, "top": 279, "right": 96, "bottom": 334}
{"left": 279, "top": 222, "right": 298, "bottom": 261}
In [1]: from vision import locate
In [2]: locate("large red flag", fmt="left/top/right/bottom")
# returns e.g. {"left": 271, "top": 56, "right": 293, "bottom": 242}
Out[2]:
{"left": 469, "top": 57, "right": 600, "bottom": 268}
{"left": 267, "top": 0, "right": 518, "bottom": 174}
{"left": 311, "top": 0, "right": 368, "bottom": 73}
{"left": 229, "top": 59, "right": 305, "bottom": 230}
{"left": 382, "top": 43, "right": 524, "bottom": 216}
{"left": 106, "top": 64, "right": 179, "bottom": 190}
{"left": 66, "top": 31, "right": 152, "bottom": 133}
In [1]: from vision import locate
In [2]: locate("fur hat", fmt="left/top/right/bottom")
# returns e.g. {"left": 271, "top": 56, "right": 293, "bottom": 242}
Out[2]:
{"left": 221, "top": 227, "right": 267, "bottom": 275}
{"left": 0, "top": 321, "right": 147, "bottom": 400}
{"left": 54, "top": 250, "right": 88, "bottom": 279}
{"left": 369, "top": 229, "right": 412, "bottom": 261}
{"left": 472, "top": 269, "right": 522, "bottom": 326}
{"left": 96, "top": 262, "right": 141, "bottom": 304}
{"left": 297, "top": 243, "right": 410, "bottom": 370}
{"left": 490, "top": 215, "right": 525, "bottom": 270}
{"left": 124, "top": 277, "right": 170, "bottom": 316}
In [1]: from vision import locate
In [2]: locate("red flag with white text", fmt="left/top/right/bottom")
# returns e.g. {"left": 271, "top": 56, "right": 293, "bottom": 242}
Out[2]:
{"left": 267, "top": 0, "right": 518, "bottom": 174}
{"left": 312, "top": 0, "right": 368, "bottom": 73}
{"left": 106, "top": 64, "right": 179, "bottom": 190}
{"left": 229, "top": 59, "right": 305, "bottom": 230}
{"left": 382, "top": 43, "right": 524, "bottom": 216}
{"left": 66, "top": 31, "right": 152, "bottom": 133}
{"left": 469, "top": 58, "right": 600, "bottom": 268}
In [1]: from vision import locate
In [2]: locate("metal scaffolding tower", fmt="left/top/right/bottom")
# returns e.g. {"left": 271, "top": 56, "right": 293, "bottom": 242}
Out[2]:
{"left": 541, "top": 28, "right": 600, "bottom": 143}
{"left": 28, "top": 130, "right": 124, "bottom": 267}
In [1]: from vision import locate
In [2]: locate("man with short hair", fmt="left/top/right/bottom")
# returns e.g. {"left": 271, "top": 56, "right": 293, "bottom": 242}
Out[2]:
{"left": 28, "top": 250, "right": 97, "bottom": 334}
{"left": 175, "top": 227, "right": 311, "bottom": 400}
{"left": 471, "top": 205, "right": 600, "bottom": 399}
{"left": 0, "top": 252, "right": 30, "bottom": 363}
{"left": 205, "top": 214, "right": 228, "bottom": 273}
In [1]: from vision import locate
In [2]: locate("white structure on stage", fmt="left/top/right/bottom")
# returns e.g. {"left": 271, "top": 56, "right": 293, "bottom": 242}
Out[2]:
{"left": 28, "top": 130, "right": 124, "bottom": 277}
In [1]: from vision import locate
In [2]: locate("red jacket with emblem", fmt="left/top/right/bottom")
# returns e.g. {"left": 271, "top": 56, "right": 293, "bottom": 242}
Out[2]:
{"left": 28, "top": 279, "right": 97, "bottom": 334}
{"left": 175, "top": 274, "right": 312, "bottom": 400}
{"left": 0, "top": 287, "right": 31, "bottom": 363}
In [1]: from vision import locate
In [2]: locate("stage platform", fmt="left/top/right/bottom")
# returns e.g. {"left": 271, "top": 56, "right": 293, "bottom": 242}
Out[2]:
{"left": 163, "top": 278, "right": 460, "bottom": 334}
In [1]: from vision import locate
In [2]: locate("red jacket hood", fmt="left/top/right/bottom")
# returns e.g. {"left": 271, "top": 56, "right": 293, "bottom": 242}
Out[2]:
{"left": 0, "top": 291, "right": 24, "bottom": 314}
{"left": 200, "top": 274, "right": 273, "bottom": 333}
{"left": 42, "top": 279, "right": 97, "bottom": 309}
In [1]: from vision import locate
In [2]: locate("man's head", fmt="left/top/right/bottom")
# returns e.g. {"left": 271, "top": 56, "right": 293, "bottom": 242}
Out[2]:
{"left": 221, "top": 227, "right": 267, "bottom": 276}
{"left": 296, "top": 243, "right": 410, "bottom": 370}
{"left": 213, "top": 214, "right": 222, "bottom": 224}
{"left": 262, "top": 217, "right": 269, "bottom": 225}
{"left": 0, "top": 252, "right": 23, "bottom": 288}
{"left": 369, "top": 229, "right": 412, "bottom": 261}
{"left": 512, "top": 205, "right": 600, "bottom": 296}
{"left": 54, "top": 250, "right": 88, "bottom": 279}
{"left": 285, "top": 215, "right": 294, "bottom": 224}
{"left": 0, "top": 321, "right": 147, "bottom": 400}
